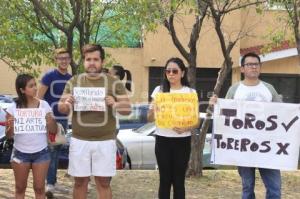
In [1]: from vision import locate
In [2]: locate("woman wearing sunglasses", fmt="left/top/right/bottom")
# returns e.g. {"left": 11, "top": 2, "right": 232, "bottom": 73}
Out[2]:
{"left": 147, "top": 57, "right": 198, "bottom": 199}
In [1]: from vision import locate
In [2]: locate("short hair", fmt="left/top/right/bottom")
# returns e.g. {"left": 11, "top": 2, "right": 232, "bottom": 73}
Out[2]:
{"left": 82, "top": 44, "right": 105, "bottom": 60}
{"left": 54, "top": 48, "right": 69, "bottom": 57}
{"left": 241, "top": 52, "right": 261, "bottom": 67}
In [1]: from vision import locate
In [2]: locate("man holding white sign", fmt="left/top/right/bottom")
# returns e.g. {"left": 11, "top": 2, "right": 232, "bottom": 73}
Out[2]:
{"left": 211, "top": 52, "right": 283, "bottom": 199}
{"left": 213, "top": 99, "right": 300, "bottom": 170}
{"left": 58, "top": 44, "right": 131, "bottom": 199}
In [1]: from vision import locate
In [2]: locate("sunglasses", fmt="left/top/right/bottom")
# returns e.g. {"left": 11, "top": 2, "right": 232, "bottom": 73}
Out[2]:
{"left": 165, "top": 69, "right": 179, "bottom": 75}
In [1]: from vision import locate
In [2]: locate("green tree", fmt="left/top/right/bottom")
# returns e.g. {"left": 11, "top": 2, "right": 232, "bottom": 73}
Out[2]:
{"left": 269, "top": 0, "right": 300, "bottom": 58}
{"left": 0, "top": 0, "right": 143, "bottom": 75}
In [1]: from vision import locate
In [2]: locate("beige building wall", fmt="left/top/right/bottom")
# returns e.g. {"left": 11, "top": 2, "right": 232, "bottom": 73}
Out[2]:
{"left": 0, "top": 49, "right": 146, "bottom": 103}
{"left": 240, "top": 7, "right": 293, "bottom": 49}
{"left": 143, "top": 12, "right": 241, "bottom": 68}
{"left": 232, "top": 56, "right": 300, "bottom": 84}
{"left": 106, "top": 48, "right": 147, "bottom": 103}
{"left": 262, "top": 56, "right": 300, "bottom": 74}
{"left": 0, "top": 60, "right": 57, "bottom": 96}
{"left": 0, "top": 60, "right": 18, "bottom": 96}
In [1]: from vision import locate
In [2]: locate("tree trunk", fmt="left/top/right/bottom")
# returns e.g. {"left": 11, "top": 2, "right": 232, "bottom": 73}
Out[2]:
{"left": 187, "top": 64, "right": 197, "bottom": 88}
{"left": 186, "top": 61, "right": 202, "bottom": 177}
{"left": 198, "top": 63, "right": 232, "bottom": 176}
{"left": 70, "top": 60, "right": 78, "bottom": 75}
{"left": 294, "top": 27, "right": 300, "bottom": 64}
{"left": 188, "top": 128, "right": 202, "bottom": 177}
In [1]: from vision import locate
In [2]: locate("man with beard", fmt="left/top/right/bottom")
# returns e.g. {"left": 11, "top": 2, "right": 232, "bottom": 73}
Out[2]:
{"left": 58, "top": 44, "right": 131, "bottom": 199}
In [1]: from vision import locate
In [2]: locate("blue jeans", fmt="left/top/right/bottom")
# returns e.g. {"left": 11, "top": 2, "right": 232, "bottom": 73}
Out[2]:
{"left": 47, "top": 119, "right": 68, "bottom": 185}
{"left": 238, "top": 167, "right": 281, "bottom": 199}
{"left": 11, "top": 147, "right": 50, "bottom": 164}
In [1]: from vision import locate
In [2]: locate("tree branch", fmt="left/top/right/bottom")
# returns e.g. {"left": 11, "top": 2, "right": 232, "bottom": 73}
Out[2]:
{"left": 188, "top": 0, "right": 208, "bottom": 57}
{"left": 164, "top": 14, "right": 189, "bottom": 61}
{"left": 33, "top": 6, "right": 59, "bottom": 48}
{"left": 30, "top": 0, "right": 68, "bottom": 33}
{"left": 220, "top": 0, "right": 266, "bottom": 14}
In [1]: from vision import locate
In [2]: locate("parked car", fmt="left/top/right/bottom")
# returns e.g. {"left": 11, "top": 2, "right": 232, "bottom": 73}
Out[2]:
{"left": 117, "top": 114, "right": 219, "bottom": 170}
{"left": 0, "top": 95, "right": 14, "bottom": 138}
{"left": 0, "top": 96, "right": 128, "bottom": 169}
{"left": 58, "top": 103, "right": 150, "bottom": 169}
{"left": 0, "top": 95, "right": 14, "bottom": 167}
{"left": 119, "top": 103, "right": 149, "bottom": 130}
{"left": 58, "top": 129, "right": 128, "bottom": 169}
{"left": 0, "top": 128, "right": 128, "bottom": 169}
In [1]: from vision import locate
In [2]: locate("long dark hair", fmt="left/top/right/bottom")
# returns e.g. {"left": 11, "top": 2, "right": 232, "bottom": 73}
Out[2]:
{"left": 113, "top": 65, "right": 132, "bottom": 91}
{"left": 15, "top": 74, "right": 34, "bottom": 108}
{"left": 161, "top": 57, "right": 189, "bottom": 92}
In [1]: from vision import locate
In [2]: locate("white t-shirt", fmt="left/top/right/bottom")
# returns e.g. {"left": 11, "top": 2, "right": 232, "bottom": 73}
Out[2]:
{"left": 7, "top": 100, "right": 52, "bottom": 153}
{"left": 151, "top": 86, "right": 196, "bottom": 137}
{"left": 233, "top": 81, "right": 272, "bottom": 102}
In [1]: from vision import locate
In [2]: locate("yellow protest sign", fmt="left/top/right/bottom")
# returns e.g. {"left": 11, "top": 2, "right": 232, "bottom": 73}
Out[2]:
{"left": 154, "top": 93, "right": 199, "bottom": 128}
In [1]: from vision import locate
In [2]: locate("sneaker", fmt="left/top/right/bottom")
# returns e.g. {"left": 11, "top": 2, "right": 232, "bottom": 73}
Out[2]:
{"left": 46, "top": 184, "right": 55, "bottom": 192}
{"left": 87, "top": 182, "right": 91, "bottom": 193}
{"left": 46, "top": 184, "right": 55, "bottom": 198}
{"left": 54, "top": 183, "right": 70, "bottom": 194}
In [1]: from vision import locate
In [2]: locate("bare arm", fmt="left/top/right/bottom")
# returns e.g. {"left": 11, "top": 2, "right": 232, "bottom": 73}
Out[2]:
{"left": 46, "top": 112, "right": 58, "bottom": 134}
{"left": 58, "top": 94, "right": 74, "bottom": 115}
{"left": 37, "top": 84, "right": 48, "bottom": 99}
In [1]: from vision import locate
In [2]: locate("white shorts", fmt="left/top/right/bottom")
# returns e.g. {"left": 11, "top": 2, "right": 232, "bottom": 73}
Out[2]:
{"left": 68, "top": 137, "right": 116, "bottom": 177}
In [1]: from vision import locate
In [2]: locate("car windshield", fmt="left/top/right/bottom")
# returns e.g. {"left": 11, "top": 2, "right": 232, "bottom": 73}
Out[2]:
{"left": 135, "top": 122, "right": 155, "bottom": 134}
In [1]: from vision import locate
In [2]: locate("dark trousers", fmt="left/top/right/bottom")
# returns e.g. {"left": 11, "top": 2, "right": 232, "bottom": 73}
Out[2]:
{"left": 155, "top": 135, "right": 191, "bottom": 199}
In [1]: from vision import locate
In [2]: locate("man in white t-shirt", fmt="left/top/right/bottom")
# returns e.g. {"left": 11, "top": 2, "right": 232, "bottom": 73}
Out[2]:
{"left": 224, "top": 52, "right": 282, "bottom": 199}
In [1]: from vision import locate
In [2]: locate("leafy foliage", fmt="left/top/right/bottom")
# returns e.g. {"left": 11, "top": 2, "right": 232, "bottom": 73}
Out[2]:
{"left": 0, "top": 0, "right": 147, "bottom": 75}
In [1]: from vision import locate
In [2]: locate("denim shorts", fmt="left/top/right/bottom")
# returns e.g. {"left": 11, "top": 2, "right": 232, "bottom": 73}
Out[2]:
{"left": 11, "top": 147, "right": 51, "bottom": 164}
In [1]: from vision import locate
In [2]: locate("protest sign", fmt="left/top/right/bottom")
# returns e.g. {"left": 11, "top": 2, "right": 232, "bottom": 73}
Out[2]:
{"left": 154, "top": 93, "right": 198, "bottom": 128}
{"left": 14, "top": 108, "right": 46, "bottom": 134}
{"left": 74, "top": 87, "right": 106, "bottom": 111}
{"left": 211, "top": 99, "right": 300, "bottom": 170}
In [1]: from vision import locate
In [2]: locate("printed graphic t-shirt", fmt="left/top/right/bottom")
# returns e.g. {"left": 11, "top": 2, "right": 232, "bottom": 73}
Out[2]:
{"left": 7, "top": 100, "right": 52, "bottom": 153}
{"left": 233, "top": 81, "right": 272, "bottom": 102}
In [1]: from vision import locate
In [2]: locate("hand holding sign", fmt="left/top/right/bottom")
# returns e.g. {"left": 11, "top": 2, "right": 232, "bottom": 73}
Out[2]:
{"left": 65, "top": 95, "right": 75, "bottom": 106}
{"left": 211, "top": 99, "right": 300, "bottom": 171}
{"left": 154, "top": 93, "right": 198, "bottom": 128}
{"left": 173, "top": 127, "right": 190, "bottom": 134}
{"left": 105, "top": 95, "right": 116, "bottom": 107}
{"left": 74, "top": 87, "right": 106, "bottom": 111}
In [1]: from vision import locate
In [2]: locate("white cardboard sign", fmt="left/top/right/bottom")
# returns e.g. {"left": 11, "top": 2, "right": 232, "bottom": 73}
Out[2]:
{"left": 211, "top": 99, "right": 300, "bottom": 171}
{"left": 74, "top": 87, "right": 106, "bottom": 111}
{"left": 14, "top": 108, "right": 47, "bottom": 134}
